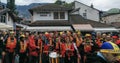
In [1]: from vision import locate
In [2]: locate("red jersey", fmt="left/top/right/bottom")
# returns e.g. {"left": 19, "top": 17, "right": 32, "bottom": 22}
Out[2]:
{"left": 43, "top": 44, "right": 49, "bottom": 55}
{"left": 28, "top": 36, "right": 38, "bottom": 56}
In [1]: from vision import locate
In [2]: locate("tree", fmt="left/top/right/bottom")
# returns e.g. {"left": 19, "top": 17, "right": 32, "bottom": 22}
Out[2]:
{"left": 63, "top": 2, "right": 73, "bottom": 8}
{"left": 55, "top": 0, "right": 64, "bottom": 5}
{"left": 7, "top": 0, "right": 16, "bottom": 13}
{"left": 55, "top": 0, "right": 73, "bottom": 8}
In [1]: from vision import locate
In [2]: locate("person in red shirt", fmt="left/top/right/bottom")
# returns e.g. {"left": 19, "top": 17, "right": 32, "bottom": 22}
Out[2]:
{"left": 3, "top": 31, "right": 17, "bottom": 63}
{"left": 112, "top": 35, "right": 120, "bottom": 47}
{"left": 64, "top": 36, "right": 74, "bottom": 63}
{"left": 59, "top": 37, "right": 66, "bottom": 63}
{"left": 28, "top": 33, "right": 39, "bottom": 63}
{"left": 42, "top": 32, "right": 50, "bottom": 63}
{"left": 42, "top": 42, "right": 49, "bottom": 63}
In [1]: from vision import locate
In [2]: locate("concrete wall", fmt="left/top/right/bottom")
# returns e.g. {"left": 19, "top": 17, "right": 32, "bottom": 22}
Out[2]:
{"left": 33, "top": 11, "right": 68, "bottom": 21}
{"left": 73, "top": 1, "right": 100, "bottom": 21}
{"left": 6, "top": 13, "right": 13, "bottom": 26}
{"left": 102, "top": 14, "right": 120, "bottom": 24}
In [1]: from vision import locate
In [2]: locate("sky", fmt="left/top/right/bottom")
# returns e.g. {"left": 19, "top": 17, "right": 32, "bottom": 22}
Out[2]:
{"left": 1, "top": 0, "right": 120, "bottom": 11}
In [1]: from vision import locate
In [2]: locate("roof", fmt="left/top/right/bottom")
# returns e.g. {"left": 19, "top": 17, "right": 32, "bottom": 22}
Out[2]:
{"left": 28, "top": 14, "right": 113, "bottom": 28}
{"left": 111, "top": 22, "right": 120, "bottom": 28}
{"left": 74, "top": 1, "right": 100, "bottom": 11}
{"left": 28, "top": 20, "right": 71, "bottom": 26}
{"left": 102, "top": 13, "right": 120, "bottom": 17}
{"left": 26, "top": 26, "right": 72, "bottom": 31}
{"left": 0, "top": 8, "right": 10, "bottom": 15}
{"left": 0, "top": 8, "right": 21, "bottom": 22}
{"left": 72, "top": 24, "right": 94, "bottom": 31}
{"left": 70, "top": 14, "right": 113, "bottom": 28}
{"left": 70, "top": 8, "right": 80, "bottom": 13}
{"left": 29, "top": 3, "right": 71, "bottom": 14}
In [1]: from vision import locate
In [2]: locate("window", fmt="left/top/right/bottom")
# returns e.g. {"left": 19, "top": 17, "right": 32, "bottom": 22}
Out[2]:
{"left": 54, "top": 12, "right": 59, "bottom": 19}
{"left": 54, "top": 12, "right": 65, "bottom": 19}
{"left": 60, "top": 12, "right": 65, "bottom": 19}
{"left": 0, "top": 15, "right": 6, "bottom": 23}
{"left": 83, "top": 13, "right": 87, "bottom": 19}
{"left": 38, "top": 12, "right": 50, "bottom": 17}
{"left": 40, "top": 14, "right": 47, "bottom": 16}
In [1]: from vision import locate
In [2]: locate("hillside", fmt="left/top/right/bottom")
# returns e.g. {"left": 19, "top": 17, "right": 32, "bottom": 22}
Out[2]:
{"left": 16, "top": 3, "right": 48, "bottom": 19}
{"left": 1, "top": 2, "right": 48, "bottom": 19}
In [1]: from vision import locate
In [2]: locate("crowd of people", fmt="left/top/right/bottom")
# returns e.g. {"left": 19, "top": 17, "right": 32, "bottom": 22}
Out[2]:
{"left": 0, "top": 30, "right": 120, "bottom": 63}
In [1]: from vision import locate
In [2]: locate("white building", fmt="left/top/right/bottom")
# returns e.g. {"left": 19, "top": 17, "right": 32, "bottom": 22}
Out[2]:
{"left": 29, "top": 4, "right": 70, "bottom": 22}
{"left": 27, "top": 3, "right": 116, "bottom": 32}
{"left": 72, "top": 1, "right": 100, "bottom": 22}
{"left": 28, "top": 4, "right": 72, "bottom": 31}
{"left": 102, "top": 13, "right": 120, "bottom": 24}
{"left": 0, "top": 7, "right": 15, "bottom": 30}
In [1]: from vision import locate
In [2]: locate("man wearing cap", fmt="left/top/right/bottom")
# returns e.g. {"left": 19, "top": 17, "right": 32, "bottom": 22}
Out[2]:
{"left": 3, "top": 31, "right": 17, "bottom": 63}
{"left": 17, "top": 34, "right": 28, "bottom": 63}
{"left": 111, "top": 35, "right": 120, "bottom": 48}
{"left": 83, "top": 34, "right": 94, "bottom": 63}
{"left": 100, "top": 35, "right": 120, "bottom": 62}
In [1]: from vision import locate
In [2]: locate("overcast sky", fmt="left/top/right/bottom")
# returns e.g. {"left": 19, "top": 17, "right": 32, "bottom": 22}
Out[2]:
{"left": 1, "top": 0, "right": 120, "bottom": 11}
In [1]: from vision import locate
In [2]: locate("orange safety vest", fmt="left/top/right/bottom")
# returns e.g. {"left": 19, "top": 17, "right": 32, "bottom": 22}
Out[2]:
{"left": 6, "top": 37, "right": 17, "bottom": 53}
{"left": 20, "top": 41, "right": 28, "bottom": 53}
{"left": 96, "top": 38, "right": 102, "bottom": 47}
{"left": 84, "top": 39, "right": 92, "bottom": 53}
{"left": 65, "top": 43, "right": 74, "bottom": 56}
{"left": 60, "top": 43, "right": 66, "bottom": 57}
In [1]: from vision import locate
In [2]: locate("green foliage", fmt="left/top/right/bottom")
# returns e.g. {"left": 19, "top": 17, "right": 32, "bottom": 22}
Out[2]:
{"left": 63, "top": 2, "right": 73, "bottom": 8}
{"left": 54, "top": 0, "right": 73, "bottom": 8}
{"left": 55, "top": 0, "right": 63, "bottom": 5}
{"left": 7, "top": 0, "right": 16, "bottom": 13}
{"left": 107, "top": 8, "right": 120, "bottom": 13}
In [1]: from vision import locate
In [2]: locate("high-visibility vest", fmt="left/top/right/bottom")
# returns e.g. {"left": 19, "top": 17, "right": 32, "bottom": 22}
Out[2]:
{"left": 6, "top": 37, "right": 17, "bottom": 52}
{"left": 20, "top": 41, "right": 28, "bottom": 53}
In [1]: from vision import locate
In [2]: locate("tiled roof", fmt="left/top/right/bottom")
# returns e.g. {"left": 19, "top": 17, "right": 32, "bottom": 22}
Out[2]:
{"left": 70, "top": 14, "right": 113, "bottom": 28}
{"left": 28, "top": 14, "right": 113, "bottom": 28}
{"left": 102, "top": 13, "right": 120, "bottom": 17}
{"left": 111, "top": 22, "right": 120, "bottom": 28}
{"left": 29, "top": 3, "right": 71, "bottom": 12}
{"left": 28, "top": 20, "right": 71, "bottom": 26}
{"left": 0, "top": 8, "right": 10, "bottom": 15}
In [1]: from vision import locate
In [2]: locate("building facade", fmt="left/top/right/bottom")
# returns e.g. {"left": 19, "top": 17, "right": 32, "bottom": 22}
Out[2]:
{"left": 102, "top": 13, "right": 120, "bottom": 24}
{"left": 27, "top": 4, "right": 72, "bottom": 31}
{"left": 0, "top": 8, "right": 15, "bottom": 29}
{"left": 72, "top": 1, "right": 100, "bottom": 22}
{"left": 29, "top": 4, "right": 70, "bottom": 22}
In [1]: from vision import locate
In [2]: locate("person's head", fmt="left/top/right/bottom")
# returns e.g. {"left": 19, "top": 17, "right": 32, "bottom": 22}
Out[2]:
{"left": 65, "top": 36, "right": 70, "bottom": 43}
{"left": 85, "top": 33, "right": 91, "bottom": 39}
{"left": 45, "top": 32, "right": 50, "bottom": 38}
{"left": 102, "top": 33, "right": 107, "bottom": 38}
{"left": 96, "top": 32, "right": 101, "bottom": 38}
{"left": 112, "top": 36, "right": 118, "bottom": 43}
{"left": 105, "top": 35, "right": 112, "bottom": 42}
{"left": 20, "top": 34, "right": 25, "bottom": 41}
{"left": 9, "top": 31, "right": 14, "bottom": 37}
{"left": 66, "top": 31, "right": 71, "bottom": 36}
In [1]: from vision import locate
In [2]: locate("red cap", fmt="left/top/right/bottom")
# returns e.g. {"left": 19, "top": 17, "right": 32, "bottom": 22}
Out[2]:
{"left": 112, "top": 36, "right": 118, "bottom": 39}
